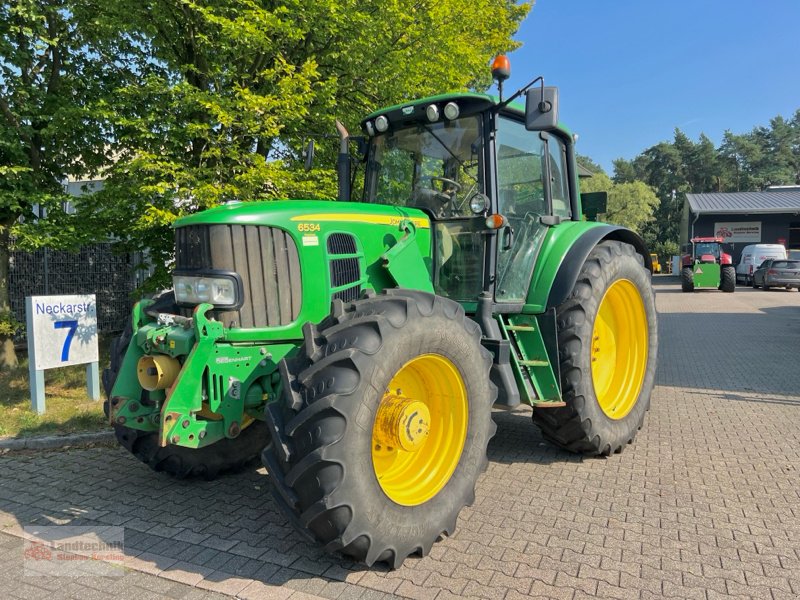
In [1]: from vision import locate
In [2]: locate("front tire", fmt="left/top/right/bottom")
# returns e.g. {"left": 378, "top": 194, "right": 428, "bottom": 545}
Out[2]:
{"left": 532, "top": 241, "right": 657, "bottom": 455}
{"left": 681, "top": 267, "right": 694, "bottom": 292}
{"left": 262, "top": 289, "right": 496, "bottom": 568}
{"left": 720, "top": 266, "right": 736, "bottom": 293}
{"left": 103, "top": 293, "right": 268, "bottom": 479}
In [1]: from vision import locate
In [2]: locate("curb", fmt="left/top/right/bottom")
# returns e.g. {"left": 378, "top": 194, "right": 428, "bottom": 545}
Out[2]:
{"left": 0, "top": 430, "right": 116, "bottom": 453}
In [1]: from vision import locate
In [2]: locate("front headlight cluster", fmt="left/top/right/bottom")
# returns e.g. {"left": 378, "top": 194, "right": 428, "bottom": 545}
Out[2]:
{"left": 173, "top": 274, "right": 240, "bottom": 308}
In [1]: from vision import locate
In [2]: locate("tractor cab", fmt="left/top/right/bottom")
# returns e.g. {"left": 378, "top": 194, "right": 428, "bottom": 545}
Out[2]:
{"left": 682, "top": 237, "right": 732, "bottom": 266}
{"left": 358, "top": 89, "right": 574, "bottom": 306}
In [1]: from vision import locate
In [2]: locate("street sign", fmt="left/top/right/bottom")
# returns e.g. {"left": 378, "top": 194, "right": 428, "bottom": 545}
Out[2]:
{"left": 25, "top": 294, "right": 100, "bottom": 414}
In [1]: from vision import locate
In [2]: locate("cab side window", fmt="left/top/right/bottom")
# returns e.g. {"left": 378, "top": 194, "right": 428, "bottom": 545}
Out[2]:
{"left": 495, "top": 117, "right": 548, "bottom": 302}
{"left": 548, "top": 137, "right": 571, "bottom": 218}
{"left": 496, "top": 118, "right": 546, "bottom": 217}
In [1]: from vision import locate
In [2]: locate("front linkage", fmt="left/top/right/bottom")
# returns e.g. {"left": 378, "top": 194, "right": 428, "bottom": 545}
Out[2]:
{"left": 108, "top": 299, "right": 291, "bottom": 450}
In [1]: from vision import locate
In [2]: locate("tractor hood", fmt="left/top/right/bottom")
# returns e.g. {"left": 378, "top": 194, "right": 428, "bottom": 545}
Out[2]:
{"left": 171, "top": 200, "right": 434, "bottom": 340}
{"left": 174, "top": 199, "right": 430, "bottom": 231}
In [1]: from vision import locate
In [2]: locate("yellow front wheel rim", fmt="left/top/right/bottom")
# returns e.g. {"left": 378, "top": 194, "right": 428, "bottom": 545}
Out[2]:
{"left": 371, "top": 354, "right": 468, "bottom": 506}
{"left": 591, "top": 279, "right": 648, "bottom": 420}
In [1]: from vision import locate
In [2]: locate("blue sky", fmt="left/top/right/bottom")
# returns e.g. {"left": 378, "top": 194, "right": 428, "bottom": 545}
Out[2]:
{"left": 495, "top": 0, "right": 800, "bottom": 173}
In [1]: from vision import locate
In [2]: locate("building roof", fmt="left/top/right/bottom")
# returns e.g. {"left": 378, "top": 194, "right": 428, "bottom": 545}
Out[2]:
{"left": 686, "top": 191, "right": 800, "bottom": 215}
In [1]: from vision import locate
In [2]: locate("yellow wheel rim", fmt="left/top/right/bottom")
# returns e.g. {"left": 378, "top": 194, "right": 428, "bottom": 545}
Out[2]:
{"left": 371, "top": 353, "right": 468, "bottom": 506}
{"left": 590, "top": 279, "right": 648, "bottom": 420}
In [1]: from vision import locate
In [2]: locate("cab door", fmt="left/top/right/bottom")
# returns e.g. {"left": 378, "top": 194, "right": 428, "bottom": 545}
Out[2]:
{"left": 494, "top": 116, "right": 571, "bottom": 303}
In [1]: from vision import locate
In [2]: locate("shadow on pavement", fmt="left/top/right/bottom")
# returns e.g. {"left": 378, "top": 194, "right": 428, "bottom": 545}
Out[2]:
{"left": 0, "top": 409, "right": 581, "bottom": 591}
{"left": 656, "top": 306, "right": 800, "bottom": 396}
{"left": 488, "top": 408, "right": 581, "bottom": 466}
{"left": 707, "top": 391, "right": 800, "bottom": 407}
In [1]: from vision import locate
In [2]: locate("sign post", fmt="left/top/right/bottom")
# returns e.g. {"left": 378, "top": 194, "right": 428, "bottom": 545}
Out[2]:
{"left": 25, "top": 294, "right": 99, "bottom": 414}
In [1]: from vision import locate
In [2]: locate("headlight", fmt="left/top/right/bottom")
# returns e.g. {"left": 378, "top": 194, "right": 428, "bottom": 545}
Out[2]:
{"left": 374, "top": 115, "right": 389, "bottom": 133}
{"left": 173, "top": 274, "right": 240, "bottom": 308}
{"left": 443, "top": 102, "right": 460, "bottom": 120}
{"left": 426, "top": 104, "right": 440, "bottom": 122}
{"left": 469, "top": 193, "right": 489, "bottom": 214}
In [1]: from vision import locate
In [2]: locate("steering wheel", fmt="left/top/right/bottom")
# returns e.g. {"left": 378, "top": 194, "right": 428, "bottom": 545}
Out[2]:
{"left": 429, "top": 177, "right": 462, "bottom": 204}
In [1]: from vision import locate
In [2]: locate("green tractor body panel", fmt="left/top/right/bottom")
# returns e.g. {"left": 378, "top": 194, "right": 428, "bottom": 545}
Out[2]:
{"left": 108, "top": 89, "right": 651, "bottom": 453}
{"left": 692, "top": 262, "right": 721, "bottom": 288}
{"left": 522, "top": 220, "right": 607, "bottom": 312}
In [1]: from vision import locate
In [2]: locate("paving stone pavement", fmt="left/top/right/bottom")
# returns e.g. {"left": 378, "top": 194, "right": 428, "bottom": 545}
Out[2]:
{"left": 1, "top": 278, "right": 799, "bottom": 599}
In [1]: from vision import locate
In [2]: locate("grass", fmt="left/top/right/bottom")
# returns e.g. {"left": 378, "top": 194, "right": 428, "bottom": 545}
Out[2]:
{"left": 0, "top": 336, "right": 112, "bottom": 438}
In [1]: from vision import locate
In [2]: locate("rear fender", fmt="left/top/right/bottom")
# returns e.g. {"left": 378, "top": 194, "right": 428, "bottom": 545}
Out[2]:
{"left": 543, "top": 225, "right": 651, "bottom": 311}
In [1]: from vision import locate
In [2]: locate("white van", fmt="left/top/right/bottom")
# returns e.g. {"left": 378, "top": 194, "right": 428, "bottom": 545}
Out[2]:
{"left": 736, "top": 244, "right": 787, "bottom": 284}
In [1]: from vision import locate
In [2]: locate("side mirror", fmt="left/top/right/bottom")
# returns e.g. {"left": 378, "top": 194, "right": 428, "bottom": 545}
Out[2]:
{"left": 525, "top": 86, "right": 559, "bottom": 131}
{"left": 581, "top": 191, "right": 607, "bottom": 221}
{"left": 303, "top": 139, "right": 315, "bottom": 171}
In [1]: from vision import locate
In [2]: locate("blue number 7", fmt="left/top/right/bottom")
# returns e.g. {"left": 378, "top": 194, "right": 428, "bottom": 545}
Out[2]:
{"left": 54, "top": 320, "right": 78, "bottom": 361}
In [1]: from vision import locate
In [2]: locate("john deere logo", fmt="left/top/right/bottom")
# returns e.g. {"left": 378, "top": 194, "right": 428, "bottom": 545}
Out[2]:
{"left": 402, "top": 106, "right": 414, "bottom": 115}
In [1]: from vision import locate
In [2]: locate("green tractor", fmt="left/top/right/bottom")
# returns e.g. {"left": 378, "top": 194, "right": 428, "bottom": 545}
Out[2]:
{"left": 104, "top": 61, "right": 658, "bottom": 567}
{"left": 680, "top": 236, "right": 736, "bottom": 293}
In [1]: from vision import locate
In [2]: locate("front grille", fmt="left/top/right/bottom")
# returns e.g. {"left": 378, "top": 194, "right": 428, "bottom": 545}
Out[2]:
{"left": 330, "top": 257, "right": 361, "bottom": 302}
{"left": 327, "top": 233, "right": 357, "bottom": 255}
{"left": 175, "top": 224, "right": 301, "bottom": 328}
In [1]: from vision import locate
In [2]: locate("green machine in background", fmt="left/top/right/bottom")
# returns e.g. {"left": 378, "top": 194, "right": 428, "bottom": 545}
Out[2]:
{"left": 105, "top": 56, "right": 658, "bottom": 568}
{"left": 680, "top": 236, "right": 736, "bottom": 293}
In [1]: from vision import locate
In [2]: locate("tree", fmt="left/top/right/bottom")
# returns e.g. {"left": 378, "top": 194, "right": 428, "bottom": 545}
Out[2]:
{"left": 579, "top": 171, "right": 659, "bottom": 233}
{"left": 0, "top": 0, "right": 116, "bottom": 368}
{"left": 74, "top": 0, "right": 531, "bottom": 290}
{"left": 606, "top": 181, "right": 660, "bottom": 233}
{"left": 611, "top": 158, "right": 637, "bottom": 184}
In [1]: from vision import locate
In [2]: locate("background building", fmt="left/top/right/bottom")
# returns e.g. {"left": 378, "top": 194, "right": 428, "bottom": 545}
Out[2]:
{"left": 682, "top": 188, "right": 800, "bottom": 264}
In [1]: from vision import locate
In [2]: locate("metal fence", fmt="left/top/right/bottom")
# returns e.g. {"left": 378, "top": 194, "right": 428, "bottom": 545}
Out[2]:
{"left": 9, "top": 244, "right": 145, "bottom": 336}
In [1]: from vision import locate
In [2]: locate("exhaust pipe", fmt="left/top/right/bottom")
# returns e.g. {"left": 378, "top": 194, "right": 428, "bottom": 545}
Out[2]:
{"left": 137, "top": 355, "right": 181, "bottom": 391}
{"left": 336, "top": 120, "right": 350, "bottom": 201}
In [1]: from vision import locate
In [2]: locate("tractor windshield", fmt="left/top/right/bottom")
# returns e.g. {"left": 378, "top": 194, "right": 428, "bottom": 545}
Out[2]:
{"left": 694, "top": 243, "right": 720, "bottom": 259}
{"left": 364, "top": 115, "right": 487, "bottom": 302}
{"left": 363, "top": 116, "right": 484, "bottom": 217}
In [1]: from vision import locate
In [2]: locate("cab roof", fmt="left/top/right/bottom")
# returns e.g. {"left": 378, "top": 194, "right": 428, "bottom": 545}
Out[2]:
{"left": 360, "top": 91, "right": 573, "bottom": 138}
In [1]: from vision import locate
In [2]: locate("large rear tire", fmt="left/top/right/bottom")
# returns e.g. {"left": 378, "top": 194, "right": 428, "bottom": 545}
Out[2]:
{"left": 681, "top": 267, "right": 694, "bottom": 292}
{"left": 103, "top": 293, "right": 268, "bottom": 479}
{"left": 262, "top": 289, "right": 496, "bottom": 568}
{"left": 720, "top": 266, "right": 736, "bottom": 293}
{"left": 532, "top": 241, "right": 657, "bottom": 455}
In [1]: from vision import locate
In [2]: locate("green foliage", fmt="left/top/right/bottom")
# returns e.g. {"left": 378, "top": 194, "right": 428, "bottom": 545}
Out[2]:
{"left": 0, "top": 310, "right": 22, "bottom": 337}
{"left": 0, "top": 0, "right": 111, "bottom": 231}
{"left": 653, "top": 240, "right": 679, "bottom": 265}
{"left": 0, "top": 0, "right": 530, "bottom": 305}
{"left": 6, "top": 0, "right": 528, "bottom": 290}
{"left": 579, "top": 172, "right": 659, "bottom": 234}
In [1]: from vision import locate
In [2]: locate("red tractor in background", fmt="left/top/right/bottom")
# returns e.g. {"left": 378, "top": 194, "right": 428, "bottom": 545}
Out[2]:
{"left": 681, "top": 237, "right": 736, "bottom": 293}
